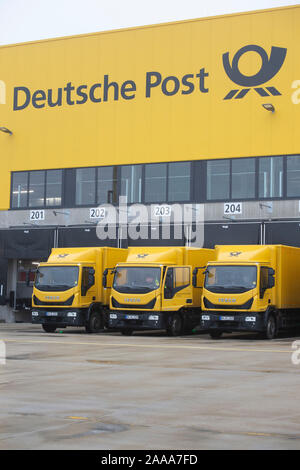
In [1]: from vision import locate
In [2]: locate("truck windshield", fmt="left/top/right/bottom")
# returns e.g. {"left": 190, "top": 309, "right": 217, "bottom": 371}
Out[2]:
{"left": 204, "top": 265, "right": 257, "bottom": 293}
{"left": 113, "top": 267, "right": 161, "bottom": 294}
{"left": 35, "top": 266, "right": 79, "bottom": 291}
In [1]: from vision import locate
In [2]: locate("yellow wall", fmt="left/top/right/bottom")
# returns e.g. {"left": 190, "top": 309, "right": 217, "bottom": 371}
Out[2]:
{"left": 0, "top": 5, "right": 300, "bottom": 209}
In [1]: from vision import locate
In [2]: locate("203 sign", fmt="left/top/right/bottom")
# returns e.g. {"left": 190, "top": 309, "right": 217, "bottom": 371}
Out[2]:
{"left": 224, "top": 202, "right": 242, "bottom": 215}
{"left": 153, "top": 205, "right": 172, "bottom": 217}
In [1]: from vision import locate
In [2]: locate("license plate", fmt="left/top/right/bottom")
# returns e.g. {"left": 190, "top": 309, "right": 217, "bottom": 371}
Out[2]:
{"left": 125, "top": 315, "right": 139, "bottom": 320}
{"left": 46, "top": 312, "right": 58, "bottom": 317}
{"left": 219, "top": 316, "right": 234, "bottom": 321}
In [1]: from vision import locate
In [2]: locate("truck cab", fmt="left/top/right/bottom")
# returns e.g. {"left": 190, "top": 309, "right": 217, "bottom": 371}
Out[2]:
{"left": 201, "top": 246, "right": 277, "bottom": 339}
{"left": 32, "top": 247, "right": 127, "bottom": 333}
{"left": 108, "top": 246, "right": 214, "bottom": 336}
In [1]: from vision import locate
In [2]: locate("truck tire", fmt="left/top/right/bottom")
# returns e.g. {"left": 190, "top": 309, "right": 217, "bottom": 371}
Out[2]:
{"left": 265, "top": 314, "right": 277, "bottom": 340}
{"left": 42, "top": 324, "right": 56, "bottom": 333}
{"left": 85, "top": 311, "right": 104, "bottom": 334}
{"left": 167, "top": 313, "right": 183, "bottom": 336}
{"left": 209, "top": 331, "right": 223, "bottom": 339}
{"left": 121, "top": 329, "right": 133, "bottom": 336}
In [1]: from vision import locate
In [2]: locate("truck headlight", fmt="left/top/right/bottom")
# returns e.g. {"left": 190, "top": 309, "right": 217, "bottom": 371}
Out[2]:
{"left": 149, "top": 315, "right": 159, "bottom": 321}
{"left": 32, "top": 311, "right": 39, "bottom": 317}
{"left": 110, "top": 314, "right": 117, "bottom": 319}
{"left": 67, "top": 312, "right": 77, "bottom": 317}
{"left": 202, "top": 315, "right": 210, "bottom": 321}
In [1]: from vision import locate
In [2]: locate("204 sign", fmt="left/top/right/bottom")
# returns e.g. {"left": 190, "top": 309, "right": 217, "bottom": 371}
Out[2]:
{"left": 224, "top": 202, "right": 242, "bottom": 215}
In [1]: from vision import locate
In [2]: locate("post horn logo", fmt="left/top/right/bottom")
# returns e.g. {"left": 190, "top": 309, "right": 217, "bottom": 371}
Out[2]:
{"left": 0, "top": 81, "right": 6, "bottom": 105}
{"left": 230, "top": 251, "right": 242, "bottom": 257}
{"left": 223, "top": 44, "right": 287, "bottom": 100}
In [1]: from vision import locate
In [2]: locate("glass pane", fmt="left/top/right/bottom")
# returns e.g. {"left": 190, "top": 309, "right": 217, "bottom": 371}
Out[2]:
{"left": 29, "top": 171, "right": 45, "bottom": 207}
{"left": 113, "top": 266, "right": 161, "bottom": 293}
{"left": 207, "top": 160, "right": 230, "bottom": 200}
{"left": 287, "top": 155, "right": 300, "bottom": 197}
{"left": 174, "top": 267, "right": 190, "bottom": 289}
{"left": 168, "top": 162, "right": 191, "bottom": 201}
{"left": 46, "top": 170, "right": 62, "bottom": 206}
{"left": 76, "top": 168, "right": 96, "bottom": 205}
{"left": 145, "top": 163, "right": 167, "bottom": 203}
{"left": 232, "top": 158, "right": 255, "bottom": 199}
{"left": 120, "top": 165, "right": 142, "bottom": 203}
{"left": 259, "top": 157, "right": 283, "bottom": 198}
{"left": 12, "top": 172, "right": 28, "bottom": 208}
{"left": 97, "top": 166, "right": 117, "bottom": 204}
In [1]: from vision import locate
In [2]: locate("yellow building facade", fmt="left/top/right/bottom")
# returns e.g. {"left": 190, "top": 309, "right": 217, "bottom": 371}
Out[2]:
{"left": 1, "top": 5, "right": 300, "bottom": 320}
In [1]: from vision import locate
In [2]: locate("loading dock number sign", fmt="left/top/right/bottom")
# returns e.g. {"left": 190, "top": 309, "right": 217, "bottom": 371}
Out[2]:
{"left": 224, "top": 203, "right": 242, "bottom": 215}
{"left": 90, "top": 207, "right": 106, "bottom": 219}
{"left": 30, "top": 209, "right": 45, "bottom": 221}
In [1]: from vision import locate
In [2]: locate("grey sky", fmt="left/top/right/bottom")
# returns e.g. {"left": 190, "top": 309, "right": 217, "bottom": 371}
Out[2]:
{"left": 0, "top": 0, "right": 298, "bottom": 45}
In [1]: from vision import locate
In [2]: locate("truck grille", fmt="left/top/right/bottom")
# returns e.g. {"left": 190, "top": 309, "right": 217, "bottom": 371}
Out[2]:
{"left": 111, "top": 297, "right": 156, "bottom": 309}
{"left": 203, "top": 297, "right": 253, "bottom": 310}
{"left": 33, "top": 295, "right": 74, "bottom": 306}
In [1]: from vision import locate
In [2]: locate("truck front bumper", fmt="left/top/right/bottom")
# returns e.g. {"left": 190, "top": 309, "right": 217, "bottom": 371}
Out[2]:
{"left": 31, "top": 308, "right": 87, "bottom": 328}
{"left": 109, "top": 311, "right": 166, "bottom": 331}
{"left": 201, "top": 311, "right": 265, "bottom": 333}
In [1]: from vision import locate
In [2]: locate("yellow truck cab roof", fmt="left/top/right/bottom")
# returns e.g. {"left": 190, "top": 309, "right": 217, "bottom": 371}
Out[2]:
{"left": 117, "top": 246, "right": 212, "bottom": 266}
{"left": 212, "top": 244, "right": 286, "bottom": 263}
{"left": 41, "top": 247, "right": 102, "bottom": 265}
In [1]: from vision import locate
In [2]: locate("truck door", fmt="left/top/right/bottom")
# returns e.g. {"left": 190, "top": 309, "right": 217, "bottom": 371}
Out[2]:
{"left": 80, "top": 266, "right": 96, "bottom": 305}
{"left": 162, "top": 266, "right": 192, "bottom": 310}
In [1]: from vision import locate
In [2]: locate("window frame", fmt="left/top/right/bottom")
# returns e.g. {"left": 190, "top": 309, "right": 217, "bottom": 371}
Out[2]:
{"left": 10, "top": 154, "right": 300, "bottom": 211}
{"left": 10, "top": 169, "right": 64, "bottom": 210}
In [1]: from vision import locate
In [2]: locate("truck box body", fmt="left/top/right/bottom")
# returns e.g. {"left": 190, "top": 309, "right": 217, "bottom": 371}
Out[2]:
{"left": 32, "top": 246, "right": 127, "bottom": 332}
{"left": 201, "top": 244, "right": 300, "bottom": 338}
{"left": 109, "top": 246, "right": 215, "bottom": 335}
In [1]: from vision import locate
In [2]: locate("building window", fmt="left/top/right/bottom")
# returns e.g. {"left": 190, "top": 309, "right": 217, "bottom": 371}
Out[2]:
{"left": 287, "top": 155, "right": 300, "bottom": 197}
{"left": 12, "top": 172, "right": 29, "bottom": 208}
{"left": 29, "top": 171, "right": 45, "bottom": 207}
{"left": 120, "top": 165, "right": 142, "bottom": 203}
{"left": 97, "top": 166, "right": 117, "bottom": 204}
{"left": 168, "top": 162, "right": 191, "bottom": 201}
{"left": 11, "top": 169, "right": 63, "bottom": 209}
{"left": 207, "top": 160, "right": 230, "bottom": 200}
{"left": 76, "top": 168, "right": 96, "bottom": 205}
{"left": 145, "top": 164, "right": 167, "bottom": 203}
{"left": 46, "top": 170, "right": 62, "bottom": 206}
{"left": 259, "top": 156, "right": 283, "bottom": 198}
{"left": 232, "top": 158, "right": 255, "bottom": 199}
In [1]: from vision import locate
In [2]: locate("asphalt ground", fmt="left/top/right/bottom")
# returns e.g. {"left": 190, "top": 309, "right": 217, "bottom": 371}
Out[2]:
{"left": 1, "top": 323, "right": 300, "bottom": 450}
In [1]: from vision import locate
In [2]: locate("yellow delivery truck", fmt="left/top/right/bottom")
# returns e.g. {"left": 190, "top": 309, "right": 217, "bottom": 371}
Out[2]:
{"left": 201, "top": 244, "right": 300, "bottom": 339}
{"left": 31, "top": 247, "right": 127, "bottom": 333}
{"left": 107, "top": 246, "right": 214, "bottom": 336}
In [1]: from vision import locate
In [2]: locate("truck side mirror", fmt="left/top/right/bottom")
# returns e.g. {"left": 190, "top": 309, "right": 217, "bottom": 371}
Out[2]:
{"left": 164, "top": 269, "right": 174, "bottom": 299}
{"left": 192, "top": 268, "right": 198, "bottom": 288}
{"left": 268, "top": 268, "right": 275, "bottom": 288}
{"left": 102, "top": 269, "right": 108, "bottom": 288}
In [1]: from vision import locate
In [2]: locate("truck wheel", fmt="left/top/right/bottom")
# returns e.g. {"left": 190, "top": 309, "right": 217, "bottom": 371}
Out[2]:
{"left": 167, "top": 313, "right": 183, "bottom": 336}
{"left": 265, "top": 314, "right": 277, "bottom": 340}
{"left": 85, "top": 311, "right": 103, "bottom": 334}
{"left": 42, "top": 324, "right": 56, "bottom": 333}
{"left": 209, "top": 331, "right": 223, "bottom": 339}
{"left": 121, "top": 329, "right": 133, "bottom": 336}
